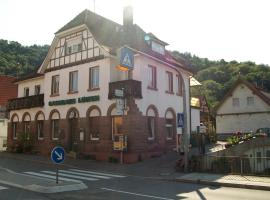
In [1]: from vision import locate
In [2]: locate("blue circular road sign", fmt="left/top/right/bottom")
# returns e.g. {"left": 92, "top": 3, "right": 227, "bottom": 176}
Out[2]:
{"left": 51, "top": 146, "right": 65, "bottom": 164}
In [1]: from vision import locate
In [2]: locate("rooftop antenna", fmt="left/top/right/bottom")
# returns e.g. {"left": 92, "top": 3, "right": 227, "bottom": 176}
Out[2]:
{"left": 93, "top": 0, "right": 96, "bottom": 13}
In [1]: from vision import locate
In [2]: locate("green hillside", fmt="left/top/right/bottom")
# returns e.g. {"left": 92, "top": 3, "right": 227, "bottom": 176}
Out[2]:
{"left": 0, "top": 39, "right": 49, "bottom": 77}
{"left": 172, "top": 51, "right": 270, "bottom": 109}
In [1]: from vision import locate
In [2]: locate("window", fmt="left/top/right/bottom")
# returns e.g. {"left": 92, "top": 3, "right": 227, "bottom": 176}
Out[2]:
{"left": 51, "top": 119, "right": 60, "bottom": 140}
{"left": 89, "top": 67, "right": 99, "bottom": 90}
{"left": 24, "top": 87, "right": 29, "bottom": 97}
{"left": 151, "top": 41, "right": 165, "bottom": 55}
{"left": 266, "top": 150, "right": 270, "bottom": 161}
{"left": 69, "top": 71, "right": 78, "bottom": 93}
{"left": 147, "top": 117, "right": 155, "bottom": 140}
{"left": 166, "top": 72, "right": 173, "bottom": 93}
{"left": 2, "top": 139, "right": 7, "bottom": 147}
{"left": 247, "top": 97, "right": 254, "bottom": 106}
{"left": 34, "top": 85, "right": 41, "bottom": 95}
{"left": 148, "top": 65, "right": 157, "bottom": 89}
{"left": 12, "top": 122, "right": 18, "bottom": 139}
{"left": 89, "top": 117, "right": 100, "bottom": 140}
{"left": 37, "top": 120, "right": 44, "bottom": 139}
{"left": 51, "top": 75, "right": 59, "bottom": 95}
{"left": 176, "top": 75, "right": 183, "bottom": 96}
{"left": 112, "top": 116, "right": 123, "bottom": 139}
{"left": 23, "top": 122, "right": 30, "bottom": 140}
{"left": 65, "top": 38, "right": 82, "bottom": 55}
{"left": 256, "top": 152, "right": 261, "bottom": 164}
{"left": 232, "top": 98, "right": 240, "bottom": 107}
{"left": 166, "top": 119, "right": 173, "bottom": 139}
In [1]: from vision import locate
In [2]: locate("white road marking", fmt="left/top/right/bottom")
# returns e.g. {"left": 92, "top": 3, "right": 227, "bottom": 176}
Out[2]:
{"left": 24, "top": 172, "right": 81, "bottom": 183}
{"left": 41, "top": 171, "right": 98, "bottom": 181}
{"left": 0, "top": 186, "right": 8, "bottom": 190}
{"left": 70, "top": 169, "right": 126, "bottom": 178}
{"left": 59, "top": 170, "right": 111, "bottom": 179}
{"left": 101, "top": 188, "right": 174, "bottom": 200}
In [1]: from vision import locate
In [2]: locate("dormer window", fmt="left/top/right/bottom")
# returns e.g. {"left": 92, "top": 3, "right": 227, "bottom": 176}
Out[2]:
{"left": 65, "top": 36, "right": 82, "bottom": 55}
{"left": 151, "top": 41, "right": 165, "bottom": 55}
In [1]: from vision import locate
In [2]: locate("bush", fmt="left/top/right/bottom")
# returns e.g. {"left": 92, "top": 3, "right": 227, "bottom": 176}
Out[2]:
{"left": 17, "top": 132, "right": 34, "bottom": 153}
{"left": 108, "top": 156, "right": 119, "bottom": 163}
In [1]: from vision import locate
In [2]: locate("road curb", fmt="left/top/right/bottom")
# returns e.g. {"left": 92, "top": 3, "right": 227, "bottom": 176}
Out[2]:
{"left": 0, "top": 166, "right": 88, "bottom": 193}
{"left": 173, "top": 178, "right": 270, "bottom": 191}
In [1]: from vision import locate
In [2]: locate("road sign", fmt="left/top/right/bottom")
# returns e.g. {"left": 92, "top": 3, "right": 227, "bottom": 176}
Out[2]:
{"left": 177, "top": 113, "right": 184, "bottom": 128}
{"left": 51, "top": 146, "right": 65, "bottom": 164}
{"left": 115, "top": 89, "right": 124, "bottom": 98}
{"left": 119, "top": 47, "right": 134, "bottom": 70}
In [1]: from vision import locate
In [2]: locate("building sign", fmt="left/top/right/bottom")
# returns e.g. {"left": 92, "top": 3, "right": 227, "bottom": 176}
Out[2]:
{"left": 49, "top": 96, "right": 100, "bottom": 106}
{"left": 117, "top": 47, "right": 134, "bottom": 71}
{"left": 115, "top": 89, "right": 124, "bottom": 98}
{"left": 78, "top": 95, "right": 100, "bottom": 103}
{"left": 49, "top": 99, "right": 76, "bottom": 106}
{"left": 177, "top": 113, "right": 184, "bottom": 128}
{"left": 113, "top": 134, "right": 127, "bottom": 151}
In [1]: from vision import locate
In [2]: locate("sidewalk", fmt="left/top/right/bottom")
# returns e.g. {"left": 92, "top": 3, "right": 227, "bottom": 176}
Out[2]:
{"left": 175, "top": 173, "right": 270, "bottom": 191}
{"left": 0, "top": 166, "right": 87, "bottom": 193}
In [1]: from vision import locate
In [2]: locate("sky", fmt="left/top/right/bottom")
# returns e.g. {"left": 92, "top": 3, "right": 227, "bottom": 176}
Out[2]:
{"left": 0, "top": 0, "right": 270, "bottom": 65}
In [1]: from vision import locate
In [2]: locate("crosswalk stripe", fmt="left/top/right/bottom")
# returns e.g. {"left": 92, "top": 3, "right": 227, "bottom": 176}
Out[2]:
{"left": 24, "top": 172, "right": 81, "bottom": 183}
{"left": 0, "top": 186, "right": 8, "bottom": 190}
{"left": 59, "top": 170, "right": 111, "bottom": 179}
{"left": 70, "top": 169, "right": 126, "bottom": 178}
{"left": 41, "top": 171, "right": 98, "bottom": 181}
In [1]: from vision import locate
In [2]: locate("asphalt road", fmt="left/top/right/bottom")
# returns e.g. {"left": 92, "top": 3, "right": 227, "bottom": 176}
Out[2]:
{"left": 0, "top": 155, "right": 270, "bottom": 200}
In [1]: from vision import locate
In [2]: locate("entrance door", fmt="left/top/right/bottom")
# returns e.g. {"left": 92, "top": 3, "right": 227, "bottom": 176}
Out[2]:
{"left": 68, "top": 110, "right": 78, "bottom": 152}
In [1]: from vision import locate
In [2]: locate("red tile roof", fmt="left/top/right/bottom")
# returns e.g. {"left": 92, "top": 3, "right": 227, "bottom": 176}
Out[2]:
{"left": 0, "top": 75, "right": 18, "bottom": 106}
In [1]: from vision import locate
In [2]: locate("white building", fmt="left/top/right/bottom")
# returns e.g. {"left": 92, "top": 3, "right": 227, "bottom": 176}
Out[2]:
{"left": 7, "top": 8, "right": 192, "bottom": 163}
{"left": 216, "top": 78, "right": 270, "bottom": 140}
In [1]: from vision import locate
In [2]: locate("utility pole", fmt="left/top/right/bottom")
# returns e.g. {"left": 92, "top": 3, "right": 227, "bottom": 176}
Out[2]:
{"left": 183, "top": 76, "right": 191, "bottom": 172}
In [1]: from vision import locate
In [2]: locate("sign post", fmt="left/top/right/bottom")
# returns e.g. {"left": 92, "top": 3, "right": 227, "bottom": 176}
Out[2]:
{"left": 51, "top": 146, "right": 65, "bottom": 184}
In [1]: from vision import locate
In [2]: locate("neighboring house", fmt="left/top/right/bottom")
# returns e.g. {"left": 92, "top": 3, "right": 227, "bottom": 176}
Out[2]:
{"left": 190, "top": 96, "right": 211, "bottom": 133}
{"left": 0, "top": 75, "right": 17, "bottom": 151}
{"left": 215, "top": 78, "right": 270, "bottom": 140}
{"left": 7, "top": 8, "right": 192, "bottom": 163}
{"left": 190, "top": 97, "right": 200, "bottom": 133}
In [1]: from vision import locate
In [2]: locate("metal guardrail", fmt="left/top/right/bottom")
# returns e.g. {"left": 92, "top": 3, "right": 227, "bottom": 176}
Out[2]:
{"left": 189, "top": 155, "right": 270, "bottom": 176}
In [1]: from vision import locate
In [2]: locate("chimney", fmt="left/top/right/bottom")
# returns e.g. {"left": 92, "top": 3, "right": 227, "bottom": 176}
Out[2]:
{"left": 123, "top": 6, "right": 133, "bottom": 27}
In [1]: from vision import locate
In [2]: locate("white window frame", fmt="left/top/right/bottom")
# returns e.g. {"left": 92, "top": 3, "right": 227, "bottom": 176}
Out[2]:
{"left": 51, "top": 75, "right": 60, "bottom": 95}
{"left": 69, "top": 71, "right": 78, "bottom": 92}
{"left": 232, "top": 98, "right": 240, "bottom": 107}
{"left": 247, "top": 96, "right": 254, "bottom": 106}
{"left": 37, "top": 120, "right": 44, "bottom": 140}
{"left": 165, "top": 119, "right": 173, "bottom": 140}
{"left": 24, "top": 87, "right": 29, "bottom": 97}
{"left": 89, "top": 116, "right": 100, "bottom": 141}
{"left": 147, "top": 117, "right": 155, "bottom": 140}
{"left": 51, "top": 119, "right": 60, "bottom": 140}
{"left": 34, "top": 85, "right": 41, "bottom": 95}
{"left": 89, "top": 66, "right": 99, "bottom": 89}
{"left": 12, "top": 122, "right": 18, "bottom": 140}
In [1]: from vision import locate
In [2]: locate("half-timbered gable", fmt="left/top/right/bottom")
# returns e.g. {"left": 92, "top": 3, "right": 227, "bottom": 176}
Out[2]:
{"left": 48, "top": 28, "right": 105, "bottom": 69}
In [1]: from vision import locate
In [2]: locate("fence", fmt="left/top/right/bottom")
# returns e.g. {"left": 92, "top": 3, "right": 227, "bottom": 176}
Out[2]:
{"left": 189, "top": 155, "right": 270, "bottom": 176}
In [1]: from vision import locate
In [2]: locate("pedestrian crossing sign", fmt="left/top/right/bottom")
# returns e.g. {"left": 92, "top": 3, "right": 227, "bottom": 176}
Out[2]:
{"left": 118, "top": 47, "right": 134, "bottom": 70}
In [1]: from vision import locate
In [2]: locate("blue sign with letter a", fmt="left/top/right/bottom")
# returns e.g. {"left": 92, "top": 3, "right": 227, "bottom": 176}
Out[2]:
{"left": 177, "top": 113, "right": 184, "bottom": 128}
{"left": 119, "top": 47, "right": 134, "bottom": 70}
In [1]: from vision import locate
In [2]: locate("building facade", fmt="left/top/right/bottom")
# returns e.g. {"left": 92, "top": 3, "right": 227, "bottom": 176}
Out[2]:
{"left": 7, "top": 8, "right": 192, "bottom": 163}
{"left": 0, "top": 75, "right": 17, "bottom": 151}
{"left": 216, "top": 78, "right": 270, "bottom": 140}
